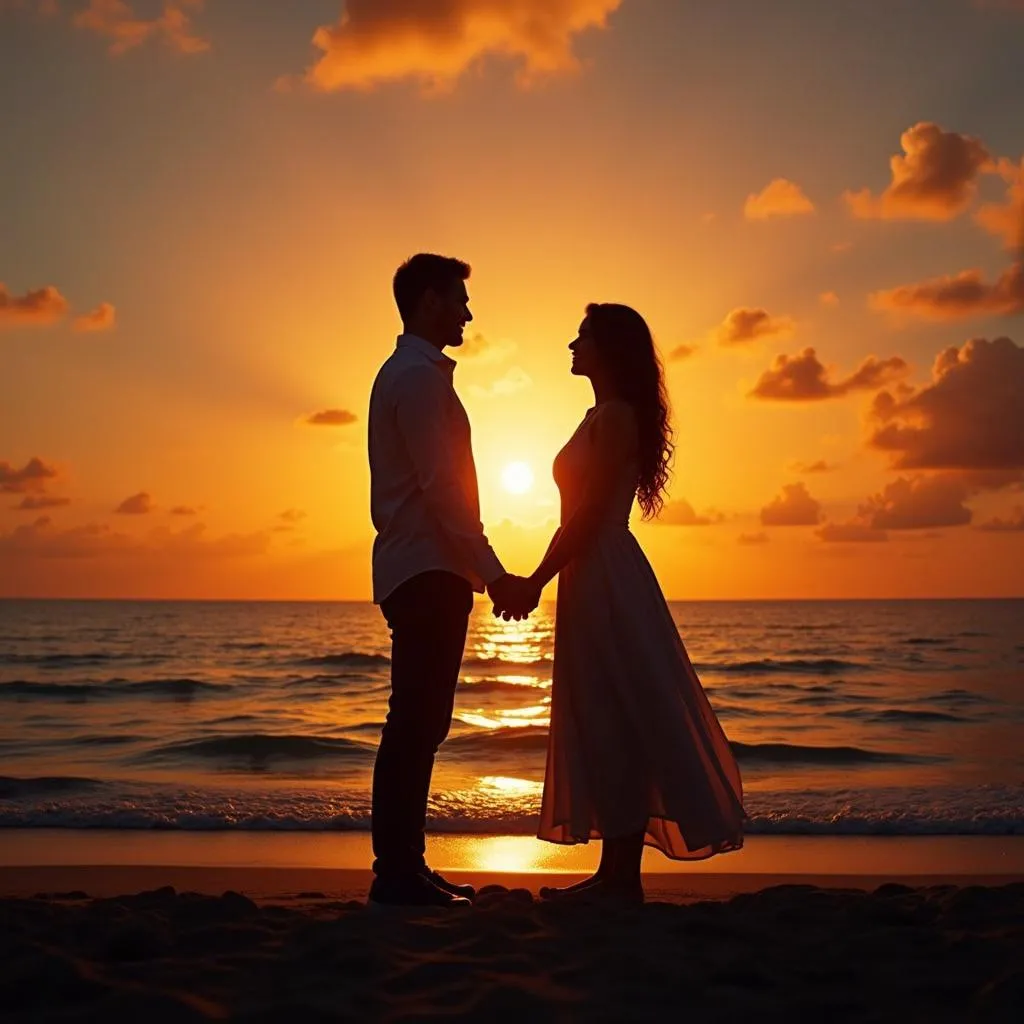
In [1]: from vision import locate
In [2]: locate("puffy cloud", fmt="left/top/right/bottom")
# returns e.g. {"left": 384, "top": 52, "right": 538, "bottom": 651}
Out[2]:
{"left": 843, "top": 123, "right": 991, "bottom": 221}
{"left": 468, "top": 366, "right": 532, "bottom": 398}
{"left": 737, "top": 531, "right": 769, "bottom": 545}
{"left": 857, "top": 475, "right": 972, "bottom": 530}
{"left": 0, "top": 283, "right": 68, "bottom": 329}
{"left": 816, "top": 522, "right": 888, "bottom": 543}
{"left": 15, "top": 495, "right": 70, "bottom": 510}
{"left": 0, "top": 457, "right": 58, "bottom": 494}
{"left": 975, "top": 506, "right": 1024, "bottom": 531}
{"left": 0, "top": 516, "right": 270, "bottom": 560}
{"left": 743, "top": 178, "right": 815, "bottom": 220}
{"left": 760, "top": 483, "right": 821, "bottom": 526}
{"left": 454, "top": 332, "right": 517, "bottom": 363}
{"left": 656, "top": 499, "right": 724, "bottom": 527}
{"left": 287, "top": 0, "right": 622, "bottom": 93}
{"left": 72, "top": 0, "right": 210, "bottom": 56}
{"left": 114, "top": 491, "right": 153, "bottom": 514}
{"left": 750, "top": 348, "right": 909, "bottom": 402}
{"left": 975, "top": 157, "right": 1024, "bottom": 251}
{"left": 712, "top": 308, "right": 795, "bottom": 347}
{"left": 870, "top": 262, "right": 1024, "bottom": 321}
{"left": 305, "top": 408, "right": 358, "bottom": 426}
{"left": 73, "top": 302, "right": 116, "bottom": 332}
{"left": 669, "top": 344, "right": 696, "bottom": 362}
{"left": 820, "top": 292, "right": 840, "bottom": 307}
{"left": 788, "top": 459, "right": 834, "bottom": 474}
{"left": 868, "top": 336, "right": 1024, "bottom": 470}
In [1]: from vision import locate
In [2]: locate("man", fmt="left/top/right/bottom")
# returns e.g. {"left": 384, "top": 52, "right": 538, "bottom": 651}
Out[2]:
{"left": 367, "top": 253, "right": 537, "bottom": 908}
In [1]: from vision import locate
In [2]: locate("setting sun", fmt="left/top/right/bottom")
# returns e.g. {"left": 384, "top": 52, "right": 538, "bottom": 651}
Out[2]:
{"left": 501, "top": 461, "right": 535, "bottom": 495}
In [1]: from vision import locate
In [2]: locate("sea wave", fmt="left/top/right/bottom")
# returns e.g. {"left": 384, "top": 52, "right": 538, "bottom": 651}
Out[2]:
{"left": 693, "top": 657, "right": 870, "bottom": 675}
{"left": 291, "top": 653, "right": 390, "bottom": 668}
{"left": 0, "top": 678, "right": 234, "bottom": 700}
{"left": 135, "top": 733, "right": 376, "bottom": 767}
{"left": 0, "top": 781, "right": 1020, "bottom": 835}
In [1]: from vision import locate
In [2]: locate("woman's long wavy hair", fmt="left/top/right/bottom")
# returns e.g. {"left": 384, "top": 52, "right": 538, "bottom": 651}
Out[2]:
{"left": 585, "top": 302, "right": 674, "bottom": 519}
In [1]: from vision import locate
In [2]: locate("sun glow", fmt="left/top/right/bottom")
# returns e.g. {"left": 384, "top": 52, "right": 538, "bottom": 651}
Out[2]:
{"left": 501, "top": 461, "right": 534, "bottom": 494}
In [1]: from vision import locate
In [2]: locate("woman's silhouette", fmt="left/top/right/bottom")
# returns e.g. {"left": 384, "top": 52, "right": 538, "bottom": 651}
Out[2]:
{"left": 517, "top": 303, "right": 745, "bottom": 903}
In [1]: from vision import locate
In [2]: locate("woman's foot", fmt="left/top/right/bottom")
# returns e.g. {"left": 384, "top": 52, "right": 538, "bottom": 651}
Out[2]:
{"left": 539, "top": 874, "right": 603, "bottom": 900}
{"left": 542, "top": 878, "right": 644, "bottom": 906}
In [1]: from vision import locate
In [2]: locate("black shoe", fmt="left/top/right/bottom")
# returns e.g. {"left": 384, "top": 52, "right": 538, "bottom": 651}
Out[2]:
{"left": 368, "top": 872, "right": 472, "bottom": 910}
{"left": 420, "top": 866, "right": 476, "bottom": 901}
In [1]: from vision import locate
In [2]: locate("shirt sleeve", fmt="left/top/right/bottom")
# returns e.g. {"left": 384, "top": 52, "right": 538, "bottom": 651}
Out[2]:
{"left": 393, "top": 364, "right": 505, "bottom": 586}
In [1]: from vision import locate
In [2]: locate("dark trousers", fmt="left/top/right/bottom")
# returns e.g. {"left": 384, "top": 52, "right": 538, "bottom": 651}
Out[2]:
{"left": 371, "top": 570, "right": 473, "bottom": 878}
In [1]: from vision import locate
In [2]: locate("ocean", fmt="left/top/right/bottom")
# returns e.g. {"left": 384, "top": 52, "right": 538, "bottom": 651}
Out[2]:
{"left": 1, "top": 598, "right": 1021, "bottom": 837}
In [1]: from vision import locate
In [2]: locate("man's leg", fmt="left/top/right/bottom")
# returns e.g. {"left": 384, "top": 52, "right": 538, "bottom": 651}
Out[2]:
{"left": 371, "top": 570, "right": 473, "bottom": 879}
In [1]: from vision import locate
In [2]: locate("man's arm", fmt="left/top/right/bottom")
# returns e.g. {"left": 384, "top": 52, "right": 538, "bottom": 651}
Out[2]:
{"left": 393, "top": 364, "right": 505, "bottom": 586}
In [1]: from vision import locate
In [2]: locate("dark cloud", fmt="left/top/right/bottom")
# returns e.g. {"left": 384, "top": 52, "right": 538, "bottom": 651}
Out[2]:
{"left": 15, "top": 495, "right": 70, "bottom": 510}
{"left": 975, "top": 506, "right": 1024, "bottom": 531}
{"left": 305, "top": 409, "right": 358, "bottom": 426}
{"left": 789, "top": 459, "right": 834, "bottom": 474}
{"left": 669, "top": 344, "right": 696, "bottom": 362}
{"left": 71, "top": 0, "right": 210, "bottom": 56}
{"left": 760, "top": 483, "right": 821, "bottom": 526}
{"left": 737, "top": 531, "right": 769, "bottom": 545}
{"left": 858, "top": 475, "right": 972, "bottom": 530}
{"left": 750, "top": 348, "right": 909, "bottom": 401}
{"left": 0, "top": 457, "right": 58, "bottom": 494}
{"left": 744, "top": 179, "right": 815, "bottom": 220}
{"left": 286, "top": 0, "right": 622, "bottom": 93}
{"left": 868, "top": 336, "right": 1024, "bottom": 470}
{"left": 844, "top": 123, "right": 991, "bottom": 221}
{"left": 870, "top": 262, "right": 1024, "bottom": 321}
{"left": 114, "top": 491, "right": 154, "bottom": 515}
{"left": 169, "top": 505, "right": 198, "bottom": 516}
{"left": 713, "top": 308, "right": 795, "bottom": 347}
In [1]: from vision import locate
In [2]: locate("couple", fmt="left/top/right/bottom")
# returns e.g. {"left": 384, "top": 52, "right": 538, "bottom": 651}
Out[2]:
{"left": 367, "top": 253, "right": 745, "bottom": 909}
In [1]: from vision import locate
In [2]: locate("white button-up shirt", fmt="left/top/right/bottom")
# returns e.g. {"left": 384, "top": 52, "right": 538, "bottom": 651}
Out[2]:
{"left": 368, "top": 333, "right": 505, "bottom": 604}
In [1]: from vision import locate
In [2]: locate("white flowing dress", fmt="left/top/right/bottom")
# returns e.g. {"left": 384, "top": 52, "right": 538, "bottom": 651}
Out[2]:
{"left": 538, "top": 403, "right": 746, "bottom": 860}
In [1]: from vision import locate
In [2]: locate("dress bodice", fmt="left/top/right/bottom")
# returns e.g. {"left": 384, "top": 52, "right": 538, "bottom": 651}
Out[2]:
{"left": 552, "top": 405, "right": 640, "bottom": 529}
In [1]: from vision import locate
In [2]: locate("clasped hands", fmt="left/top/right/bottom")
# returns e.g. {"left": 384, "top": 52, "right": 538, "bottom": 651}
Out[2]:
{"left": 487, "top": 573, "right": 541, "bottom": 621}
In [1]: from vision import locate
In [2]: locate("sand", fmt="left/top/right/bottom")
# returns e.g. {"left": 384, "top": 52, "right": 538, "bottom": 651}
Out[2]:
{"left": 2, "top": 862, "right": 1023, "bottom": 1022}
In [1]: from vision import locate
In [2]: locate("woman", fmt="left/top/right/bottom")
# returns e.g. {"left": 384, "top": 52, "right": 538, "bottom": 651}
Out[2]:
{"left": 519, "top": 303, "right": 745, "bottom": 903}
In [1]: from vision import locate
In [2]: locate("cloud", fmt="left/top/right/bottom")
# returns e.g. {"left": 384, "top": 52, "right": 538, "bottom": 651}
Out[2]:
{"left": 0, "top": 283, "right": 68, "bottom": 329}
{"left": 287, "top": 0, "right": 622, "bottom": 93}
{"left": 760, "top": 483, "right": 821, "bottom": 526}
{"left": 114, "top": 491, "right": 153, "bottom": 514}
{"left": 72, "top": 0, "right": 210, "bottom": 56}
{"left": 788, "top": 459, "right": 834, "bottom": 474}
{"left": 0, "top": 457, "right": 58, "bottom": 494}
{"left": 305, "top": 408, "right": 358, "bottom": 426}
{"left": 737, "top": 531, "right": 769, "bottom": 545}
{"left": 975, "top": 506, "right": 1024, "bottom": 531}
{"left": 744, "top": 178, "right": 815, "bottom": 220}
{"left": 712, "top": 308, "right": 795, "bottom": 347}
{"left": 669, "top": 344, "right": 696, "bottom": 362}
{"left": 15, "top": 495, "right": 71, "bottom": 510}
{"left": 975, "top": 157, "right": 1024, "bottom": 251}
{"left": 820, "top": 292, "right": 840, "bottom": 307}
{"left": 656, "top": 499, "right": 724, "bottom": 526}
{"left": 169, "top": 505, "right": 198, "bottom": 516}
{"left": 816, "top": 522, "right": 888, "bottom": 543}
{"left": 857, "top": 474, "right": 972, "bottom": 530}
{"left": 750, "top": 348, "right": 909, "bottom": 402}
{"left": 843, "top": 123, "right": 991, "bottom": 221}
{"left": 0, "top": 516, "right": 270, "bottom": 560}
{"left": 73, "top": 302, "right": 116, "bottom": 332}
{"left": 868, "top": 335, "right": 1024, "bottom": 470}
{"left": 454, "top": 332, "right": 517, "bottom": 363}
{"left": 278, "top": 508, "right": 307, "bottom": 523}
{"left": 468, "top": 366, "right": 532, "bottom": 398}
{"left": 870, "top": 262, "right": 1024, "bottom": 321}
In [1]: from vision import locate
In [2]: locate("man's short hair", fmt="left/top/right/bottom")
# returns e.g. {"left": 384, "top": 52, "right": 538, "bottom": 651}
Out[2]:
{"left": 393, "top": 253, "right": 470, "bottom": 323}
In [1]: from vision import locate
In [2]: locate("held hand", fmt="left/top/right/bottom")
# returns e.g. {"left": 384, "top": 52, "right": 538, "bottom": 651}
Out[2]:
{"left": 487, "top": 574, "right": 541, "bottom": 621}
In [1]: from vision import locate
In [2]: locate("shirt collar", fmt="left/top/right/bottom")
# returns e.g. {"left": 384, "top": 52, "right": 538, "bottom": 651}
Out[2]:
{"left": 397, "top": 333, "right": 457, "bottom": 374}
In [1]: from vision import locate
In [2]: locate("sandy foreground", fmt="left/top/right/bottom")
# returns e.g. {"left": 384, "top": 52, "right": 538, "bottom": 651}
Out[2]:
{"left": 3, "top": 835, "right": 1024, "bottom": 1022}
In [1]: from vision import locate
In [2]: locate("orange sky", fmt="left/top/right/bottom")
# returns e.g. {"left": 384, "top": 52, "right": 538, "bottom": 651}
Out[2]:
{"left": 1, "top": 0, "right": 1022, "bottom": 600}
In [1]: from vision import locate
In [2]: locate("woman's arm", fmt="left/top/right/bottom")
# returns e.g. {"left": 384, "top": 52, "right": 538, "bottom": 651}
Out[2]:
{"left": 529, "top": 403, "right": 637, "bottom": 590}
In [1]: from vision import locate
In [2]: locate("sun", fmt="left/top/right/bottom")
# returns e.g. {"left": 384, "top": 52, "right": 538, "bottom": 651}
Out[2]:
{"left": 501, "top": 461, "right": 534, "bottom": 495}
